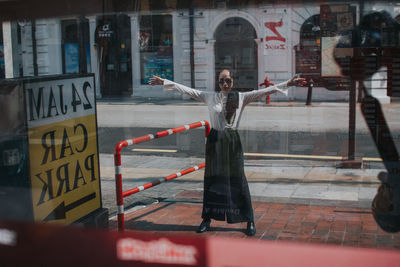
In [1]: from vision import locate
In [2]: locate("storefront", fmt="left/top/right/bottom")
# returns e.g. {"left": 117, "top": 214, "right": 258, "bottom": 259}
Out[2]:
{"left": 1, "top": 2, "right": 400, "bottom": 102}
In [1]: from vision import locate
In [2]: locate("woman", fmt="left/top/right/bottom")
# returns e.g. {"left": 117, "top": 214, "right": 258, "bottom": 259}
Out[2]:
{"left": 149, "top": 70, "right": 306, "bottom": 236}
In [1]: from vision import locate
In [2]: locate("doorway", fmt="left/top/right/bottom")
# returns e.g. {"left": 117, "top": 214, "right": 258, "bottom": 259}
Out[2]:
{"left": 96, "top": 14, "right": 132, "bottom": 96}
{"left": 214, "top": 17, "right": 257, "bottom": 92}
{"left": 61, "top": 18, "right": 90, "bottom": 75}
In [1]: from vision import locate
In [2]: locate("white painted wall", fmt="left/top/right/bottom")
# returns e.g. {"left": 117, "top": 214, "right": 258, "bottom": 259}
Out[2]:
{"left": 18, "top": 19, "right": 63, "bottom": 77}
{"left": 88, "top": 16, "right": 101, "bottom": 98}
{"left": 2, "top": 21, "right": 19, "bottom": 78}
{"left": 2, "top": 2, "right": 398, "bottom": 102}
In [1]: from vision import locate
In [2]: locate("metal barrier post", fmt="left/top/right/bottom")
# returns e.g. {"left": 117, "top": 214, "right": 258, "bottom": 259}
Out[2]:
{"left": 114, "top": 142, "right": 126, "bottom": 231}
{"left": 306, "top": 79, "right": 314, "bottom": 106}
{"left": 114, "top": 120, "right": 210, "bottom": 231}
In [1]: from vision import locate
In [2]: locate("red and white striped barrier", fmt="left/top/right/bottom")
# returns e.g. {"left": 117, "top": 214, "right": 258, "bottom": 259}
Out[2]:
{"left": 114, "top": 120, "right": 210, "bottom": 231}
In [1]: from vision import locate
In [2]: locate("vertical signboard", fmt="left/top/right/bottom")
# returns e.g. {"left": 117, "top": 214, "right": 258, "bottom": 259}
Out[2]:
{"left": 317, "top": 4, "right": 356, "bottom": 90}
{"left": 25, "top": 75, "right": 101, "bottom": 224}
{"left": 263, "top": 12, "right": 290, "bottom": 71}
{"left": 295, "top": 15, "right": 322, "bottom": 85}
{"left": 320, "top": 4, "right": 355, "bottom": 77}
{"left": 263, "top": 13, "right": 289, "bottom": 55}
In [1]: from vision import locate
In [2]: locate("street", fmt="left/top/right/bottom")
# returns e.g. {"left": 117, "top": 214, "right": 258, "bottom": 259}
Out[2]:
{"left": 99, "top": 126, "right": 384, "bottom": 158}
{"left": 96, "top": 101, "right": 400, "bottom": 132}
{"left": 96, "top": 101, "right": 400, "bottom": 159}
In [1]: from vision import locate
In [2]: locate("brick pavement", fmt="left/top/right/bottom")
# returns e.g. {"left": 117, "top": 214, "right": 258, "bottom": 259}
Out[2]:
{"left": 109, "top": 190, "right": 400, "bottom": 250}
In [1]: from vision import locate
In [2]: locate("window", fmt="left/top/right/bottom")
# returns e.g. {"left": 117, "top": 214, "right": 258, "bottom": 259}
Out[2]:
{"left": 61, "top": 18, "right": 91, "bottom": 74}
{"left": 214, "top": 17, "right": 257, "bottom": 91}
{"left": 139, "top": 15, "right": 173, "bottom": 84}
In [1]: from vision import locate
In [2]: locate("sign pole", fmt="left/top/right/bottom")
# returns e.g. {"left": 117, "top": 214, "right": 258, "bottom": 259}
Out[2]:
{"left": 348, "top": 78, "right": 356, "bottom": 161}
{"left": 305, "top": 79, "right": 314, "bottom": 106}
{"left": 342, "top": 49, "right": 362, "bottom": 168}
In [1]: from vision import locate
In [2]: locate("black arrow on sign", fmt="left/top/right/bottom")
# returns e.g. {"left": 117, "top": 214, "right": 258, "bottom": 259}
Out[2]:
{"left": 44, "top": 192, "right": 96, "bottom": 221}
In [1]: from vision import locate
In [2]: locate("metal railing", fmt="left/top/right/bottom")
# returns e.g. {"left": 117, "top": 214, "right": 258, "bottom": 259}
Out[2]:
{"left": 114, "top": 120, "right": 210, "bottom": 231}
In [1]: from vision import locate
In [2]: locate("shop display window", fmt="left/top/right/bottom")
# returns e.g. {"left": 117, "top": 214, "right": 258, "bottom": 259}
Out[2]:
{"left": 139, "top": 15, "right": 173, "bottom": 84}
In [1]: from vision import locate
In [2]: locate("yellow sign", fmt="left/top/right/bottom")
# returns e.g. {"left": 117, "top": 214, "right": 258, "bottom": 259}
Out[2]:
{"left": 25, "top": 75, "right": 101, "bottom": 224}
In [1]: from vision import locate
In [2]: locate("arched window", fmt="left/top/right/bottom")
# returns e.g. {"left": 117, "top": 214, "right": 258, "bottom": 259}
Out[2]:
{"left": 214, "top": 17, "right": 257, "bottom": 92}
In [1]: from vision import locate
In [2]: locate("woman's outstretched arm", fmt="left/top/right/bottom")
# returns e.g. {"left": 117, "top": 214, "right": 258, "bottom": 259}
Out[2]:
{"left": 149, "top": 75, "right": 207, "bottom": 103}
{"left": 242, "top": 75, "right": 307, "bottom": 106}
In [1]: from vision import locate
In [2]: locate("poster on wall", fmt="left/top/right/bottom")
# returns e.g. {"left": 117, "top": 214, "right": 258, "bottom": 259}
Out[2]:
{"left": 141, "top": 54, "right": 173, "bottom": 84}
{"left": 140, "top": 36, "right": 173, "bottom": 84}
{"left": 321, "top": 36, "right": 343, "bottom": 77}
{"left": 64, "top": 43, "right": 79, "bottom": 74}
{"left": 320, "top": 4, "right": 355, "bottom": 77}
{"left": 263, "top": 13, "right": 289, "bottom": 56}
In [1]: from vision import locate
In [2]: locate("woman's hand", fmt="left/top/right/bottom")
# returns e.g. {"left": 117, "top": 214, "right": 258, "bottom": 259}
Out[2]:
{"left": 288, "top": 75, "right": 307, "bottom": 87}
{"left": 148, "top": 76, "right": 164, "bottom": 85}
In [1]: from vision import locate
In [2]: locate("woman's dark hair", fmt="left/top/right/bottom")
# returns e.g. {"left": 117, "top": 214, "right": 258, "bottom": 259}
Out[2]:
{"left": 225, "top": 91, "right": 239, "bottom": 123}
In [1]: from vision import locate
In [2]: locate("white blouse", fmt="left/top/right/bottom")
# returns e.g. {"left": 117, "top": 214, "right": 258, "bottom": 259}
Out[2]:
{"left": 164, "top": 79, "right": 290, "bottom": 130}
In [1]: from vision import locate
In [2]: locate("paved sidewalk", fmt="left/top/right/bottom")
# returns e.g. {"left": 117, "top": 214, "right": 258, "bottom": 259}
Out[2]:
{"left": 109, "top": 197, "right": 400, "bottom": 250}
{"left": 103, "top": 153, "right": 400, "bottom": 250}
{"left": 99, "top": 99, "right": 400, "bottom": 250}
{"left": 100, "top": 153, "right": 383, "bottom": 216}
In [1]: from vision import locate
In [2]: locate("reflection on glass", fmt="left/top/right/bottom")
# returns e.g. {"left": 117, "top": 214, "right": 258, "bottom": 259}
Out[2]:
{"left": 334, "top": 11, "right": 400, "bottom": 232}
{"left": 1, "top": 1, "right": 400, "bottom": 256}
{"left": 140, "top": 15, "right": 173, "bottom": 84}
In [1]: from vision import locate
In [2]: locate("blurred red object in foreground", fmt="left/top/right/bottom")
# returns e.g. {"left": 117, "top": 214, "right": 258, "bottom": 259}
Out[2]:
{"left": 1, "top": 220, "right": 400, "bottom": 267}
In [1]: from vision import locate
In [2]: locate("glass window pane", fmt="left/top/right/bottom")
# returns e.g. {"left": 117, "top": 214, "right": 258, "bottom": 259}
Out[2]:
{"left": 140, "top": 15, "right": 173, "bottom": 84}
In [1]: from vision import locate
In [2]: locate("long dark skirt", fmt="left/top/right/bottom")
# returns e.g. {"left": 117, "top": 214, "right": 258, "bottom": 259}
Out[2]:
{"left": 201, "top": 128, "right": 254, "bottom": 223}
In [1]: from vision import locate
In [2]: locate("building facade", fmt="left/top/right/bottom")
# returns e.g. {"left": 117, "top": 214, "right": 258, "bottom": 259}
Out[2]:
{"left": 1, "top": 1, "right": 400, "bottom": 103}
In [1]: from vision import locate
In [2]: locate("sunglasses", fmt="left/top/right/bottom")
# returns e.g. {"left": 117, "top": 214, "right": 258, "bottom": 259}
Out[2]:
{"left": 218, "top": 78, "right": 233, "bottom": 85}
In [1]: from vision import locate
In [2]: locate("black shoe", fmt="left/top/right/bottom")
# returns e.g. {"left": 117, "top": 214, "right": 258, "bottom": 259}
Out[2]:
{"left": 196, "top": 219, "right": 211, "bottom": 233}
{"left": 246, "top": 221, "right": 256, "bottom": 236}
